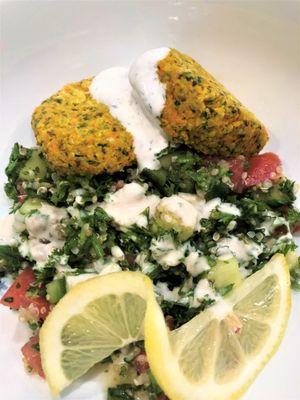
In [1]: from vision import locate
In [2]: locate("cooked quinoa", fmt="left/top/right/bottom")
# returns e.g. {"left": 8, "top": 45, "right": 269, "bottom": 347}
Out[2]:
{"left": 157, "top": 49, "right": 269, "bottom": 157}
{"left": 32, "top": 79, "right": 136, "bottom": 175}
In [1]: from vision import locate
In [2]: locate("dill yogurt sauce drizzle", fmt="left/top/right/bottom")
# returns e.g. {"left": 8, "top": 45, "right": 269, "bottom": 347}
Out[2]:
{"left": 90, "top": 48, "right": 171, "bottom": 171}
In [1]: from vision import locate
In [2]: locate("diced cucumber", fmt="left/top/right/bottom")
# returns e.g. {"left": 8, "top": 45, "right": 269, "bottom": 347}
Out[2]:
{"left": 267, "top": 187, "right": 291, "bottom": 206}
{"left": 159, "top": 152, "right": 194, "bottom": 169}
{"left": 141, "top": 168, "right": 167, "bottom": 189}
{"left": 178, "top": 177, "right": 195, "bottom": 193}
{"left": 290, "top": 268, "right": 300, "bottom": 291}
{"left": 46, "top": 277, "right": 66, "bottom": 304}
{"left": 19, "top": 150, "right": 47, "bottom": 181}
{"left": 159, "top": 154, "right": 173, "bottom": 169}
{"left": 254, "top": 186, "right": 291, "bottom": 207}
{"left": 208, "top": 258, "right": 242, "bottom": 290}
{"left": 19, "top": 198, "right": 42, "bottom": 215}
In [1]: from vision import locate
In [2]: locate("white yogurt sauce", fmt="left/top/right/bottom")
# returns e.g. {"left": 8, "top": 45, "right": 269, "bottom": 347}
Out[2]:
{"left": 0, "top": 215, "right": 16, "bottom": 246}
{"left": 178, "top": 194, "right": 221, "bottom": 220}
{"left": 156, "top": 195, "right": 198, "bottom": 231}
{"left": 135, "top": 252, "right": 157, "bottom": 275}
{"left": 260, "top": 214, "right": 288, "bottom": 236}
{"left": 293, "top": 183, "right": 300, "bottom": 211}
{"left": 93, "top": 258, "right": 122, "bottom": 275}
{"left": 197, "top": 198, "right": 241, "bottom": 219}
{"left": 178, "top": 194, "right": 241, "bottom": 231}
{"left": 184, "top": 252, "right": 210, "bottom": 276}
{"left": 18, "top": 240, "right": 30, "bottom": 258}
{"left": 210, "top": 297, "right": 232, "bottom": 320}
{"left": 24, "top": 204, "right": 67, "bottom": 263}
{"left": 90, "top": 67, "right": 168, "bottom": 170}
{"left": 150, "top": 235, "right": 187, "bottom": 267}
{"left": 215, "top": 235, "right": 263, "bottom": 265}
{"left": 129, "top": 47, "right": 170, "bottom": 117}
{"left": 192, "top": 279, "right": 218, "bottom": 307}
{"left": 66, "top": 273, "right": 98, "bottom": 291}
{"left": 101, "top": 182, "right": 160, "bottom": 229}
{"left": 178, "top": 193, "right": 207, "bottom": 212}
{"left": 155, "top": 281, "right": 180, "bottom": 302}
{"left": 198, "top": 198, "right": 222, "bottom": 219}
{"left": 217, "top": 203, "right": 241, "bottom": 216}
{"left": 0, "top": 204, "right": 67, "bottom": 265}
{"left": 111, "top": 245, "right": 125, "bottom": 260}
{"left": 28, "top": 239, "right": 63, "bottom": 263}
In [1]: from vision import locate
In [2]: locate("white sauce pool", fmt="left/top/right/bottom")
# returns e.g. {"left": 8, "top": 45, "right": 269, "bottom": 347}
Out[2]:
{"left": 293, "top": 183, "right": 300, "bottom": 211}
{"left": 129, "top": 47, "right": 170, "bottom": 117}
{"left": 184, "top": 252, "right": 210, "bottom": 276}
{"left": 93, "top": 258, "right": 122, "bottom": 276}
{"left": 178, "top": 194, "right": 221, "bottom": 221}
{"left": 156, "top": 195, "right": 198, "bottom": 231}
{"left": 0, "top": 215, "right": 16, "bottom": 246}
{"left": 101, "top": 182, "right": 160, "bottom": 229}
{"left": 24, "top": 204, "right": 67, "bottom": 263}
{"left": 215, "top": 235, "right": 263, "bottom": 265}
{"left": 217, "top": 203, "right": 241, "bottom": 216}
{"left": 178, "top": 194, "right": 242, "bottom": 231}
{"left": 150, "top": 235, "right": 187, "bottom": 267}
{"left": 90, "top": 67, "right": 168, "bottom": 170}
{"left": 193, "top": 279, "right": 218, "bottom": 307}
{"left": 155, "top": 281, "right": 180, "bottom": 302}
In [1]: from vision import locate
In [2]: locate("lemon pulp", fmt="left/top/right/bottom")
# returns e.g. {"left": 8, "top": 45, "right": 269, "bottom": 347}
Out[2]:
{"left": 40, "top": 271, "right": 152, "bottom": 395}
{"left": 145, "top": 254, "right": 291, "bottom": 400}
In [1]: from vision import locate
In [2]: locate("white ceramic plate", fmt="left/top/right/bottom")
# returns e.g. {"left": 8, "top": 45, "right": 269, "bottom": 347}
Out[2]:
{"left": 1, "top": 1, "right": 299, "bottom": 399}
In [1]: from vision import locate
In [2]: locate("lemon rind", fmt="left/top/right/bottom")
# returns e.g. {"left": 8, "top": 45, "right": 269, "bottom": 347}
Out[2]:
{"left": 145, "top": 254, "right": 291, "bottom": 400}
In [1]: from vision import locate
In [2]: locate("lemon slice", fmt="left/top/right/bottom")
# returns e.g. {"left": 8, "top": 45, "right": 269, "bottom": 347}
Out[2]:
{"left": 40, "top": 271, "right": 153, "bottom": 395}
{"left": 145, "top": 254, "right": 291, "bottom": 400}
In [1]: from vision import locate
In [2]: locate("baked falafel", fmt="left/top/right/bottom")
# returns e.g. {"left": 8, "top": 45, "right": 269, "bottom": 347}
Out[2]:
{"left": 32, "top": 78, "right": 135, "bottom": 175}
{"left": 157, "top": 49, "right": 268, "bottom": 157}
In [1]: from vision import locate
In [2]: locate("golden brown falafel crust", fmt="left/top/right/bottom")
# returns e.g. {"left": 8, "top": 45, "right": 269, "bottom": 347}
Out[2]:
{"left": 157, "top": 49, "right": 269, "bottom": 157}
{"left": 32, "top": 79, "right": 135, "bottom": 175}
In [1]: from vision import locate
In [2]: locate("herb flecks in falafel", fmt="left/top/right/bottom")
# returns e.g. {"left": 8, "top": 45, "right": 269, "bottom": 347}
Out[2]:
{"left": 157, "top": 49, "right": 269, "bottom": 156}
{"left": 32, "top": 79, "right": 136, "bottom": 175}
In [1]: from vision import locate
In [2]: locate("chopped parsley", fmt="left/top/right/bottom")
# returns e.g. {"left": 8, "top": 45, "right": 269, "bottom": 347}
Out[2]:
{"left": 1, "top": 142, "right": 299, "bottom": 400}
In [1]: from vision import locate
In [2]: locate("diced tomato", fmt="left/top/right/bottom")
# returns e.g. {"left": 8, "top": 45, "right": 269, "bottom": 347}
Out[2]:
{"left": 273, "top": 225, "right": 288, "bottom": 236}
{"left": 133, "top": 350, "right": 150, "bottom": 374}
{"left": 1, "top": 267, "right": 36, "bottom": 309}
{"left": 21, "top": 334, "right": 44, "bottom": 378}
{"left": 227, "top": 156, "right": 247, "bottom": 193}
{"left": 17, "top": 194, "right": 27, "bottom": 204}
{"left": 291, "top": 222, "right": 300, "bottom": 234}
{"left": 244, "top": 152, "right": 281, "bottom": 187}
{"left": 0, "top": 267, "right": 52, "bottom": 320}
{"left": 16, "top": 181, "right": 26, "bottom": 195}
{"left": 227, "top": 152, "right": 281, "bottom": 193}
{"left": 165, "top": 315, "right": 175, "bottom": 331}
{"left": 157, "top": 395, "right": 168, "bottom": 400}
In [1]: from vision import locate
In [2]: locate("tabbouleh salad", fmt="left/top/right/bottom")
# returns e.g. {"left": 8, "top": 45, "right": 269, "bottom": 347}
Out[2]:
{"left": 0, "top": 142, "right": 300, "bottom": 399}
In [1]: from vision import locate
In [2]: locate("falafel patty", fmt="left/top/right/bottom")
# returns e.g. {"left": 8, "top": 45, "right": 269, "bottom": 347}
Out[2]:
{"left": 32, "top": 79, "right": 135, "bottom": 175}
{"left": 157, "top": 49, "right": 268, "bottom": 157}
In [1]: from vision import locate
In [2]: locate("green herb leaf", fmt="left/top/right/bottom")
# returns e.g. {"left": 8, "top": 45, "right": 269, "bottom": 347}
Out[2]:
{"left": 0, "top": 245, "right": 23, "bottom": 272}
